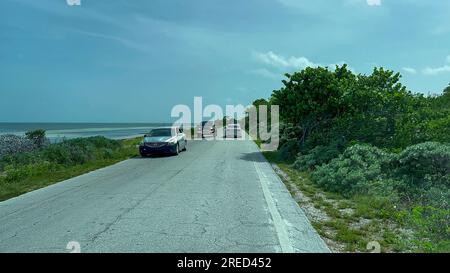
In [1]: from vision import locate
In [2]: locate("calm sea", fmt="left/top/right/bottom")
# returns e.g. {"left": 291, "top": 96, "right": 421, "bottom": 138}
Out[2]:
{"left": 0, "top": 123, "right": 172, "bottom": 142}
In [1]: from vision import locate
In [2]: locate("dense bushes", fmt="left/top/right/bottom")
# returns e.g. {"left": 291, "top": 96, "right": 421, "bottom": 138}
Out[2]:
{"left": 275, "top": 123, "right": 302, "bottom": 162}
{"left": 0, "top": 134, "right": 141, "bottom": 201}
{"left": 255, "top": 65, "right": 450, "bottom": 251}
{"left": 409, "top": 206, "right": 450, "bottom": 251}
{"left": 294, "top": 142, "right": 342, "bottom": 171}
{"left": 392, "top": 142, "right": 450, "bottom": 189}
{"left": 270, "top": 66, "right": 420, "bottom": 150}
{"left": 307, "top": 142, "right": 450, "bottom": 251}
{"left": 311, "top": 144, "right": 393, "bottom": 196}
{"left": 277, "top": 140, "right": 299, "bottom": 162}
{"left": 0, "top": 136, "right": 123, "bottom": 183}
{"left": 309, "top": 142, "right": 450, "bottom": 209}
{"left": 25, "top": 129, "right": 49, "bottom": 148}
{"left": 39, "top": 137, "right": 119, "bottom": 166}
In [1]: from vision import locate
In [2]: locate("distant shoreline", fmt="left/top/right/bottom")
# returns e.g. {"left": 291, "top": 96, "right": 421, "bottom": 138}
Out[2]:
{"left": 0, "top": 123, "right": 170, "bottom": 142}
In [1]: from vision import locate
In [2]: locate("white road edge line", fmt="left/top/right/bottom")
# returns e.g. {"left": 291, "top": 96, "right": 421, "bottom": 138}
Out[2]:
{"left": 254, "top": 161, "right": 295, "bottom": 253}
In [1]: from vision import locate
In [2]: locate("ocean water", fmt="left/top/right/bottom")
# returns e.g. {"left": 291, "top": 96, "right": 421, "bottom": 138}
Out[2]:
{"left": 0, "top": 123, "right": 172, "bottom": 142}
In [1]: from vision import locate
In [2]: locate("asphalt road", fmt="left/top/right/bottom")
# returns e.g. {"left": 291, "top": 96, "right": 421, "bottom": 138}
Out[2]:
{"left": 0, "top": 138, "right": 329, "bottom": 253}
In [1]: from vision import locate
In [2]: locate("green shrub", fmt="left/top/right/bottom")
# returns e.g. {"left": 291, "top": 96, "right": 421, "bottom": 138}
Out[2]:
{"left": 42, "top": 144, "right": 74, "bottom": 165}
{"left": 390, "top": 142, "right": 450, "bottom": 189}
{"left": 277, "top": 140, "right": 299, "bottom": 162}
{"left": 81, "top": 136, "right": 121, "bottom": 150}
{"left": 311, "top": 144, "right": 393, "bottom": 196}
{"left": 278, "top": 123, "right": 302, "bottom": 147}
{"left": 101, "top": 148, "right": 115, "bottom": 159}
{"left": 67, "top": 144, "right": 96, "bottom": 164}
{"left": 422, "top": 186, "right": 450, "bottom": 210}
{"left": 25, "top": 129, "right": 49, "bottom": 148}
{"left": 0, "top": 152, "right": 41, "bottom": 171}
{"left": 294, "top": 143, "right": 342, "bottom": 171}
{"left": 410, "top": 206, "right": 450, "bottom": 252}
{"left": 426, "top": 116, "right": 450, "bottom": 144}
{"left": 3, "top": 164, "right": 33, "bottom": 183}
{"left": 0, "top": 136, "right": 120, "bottom": 169}
{"left": 37, "top": 137, "right": 120, "bottom": 166}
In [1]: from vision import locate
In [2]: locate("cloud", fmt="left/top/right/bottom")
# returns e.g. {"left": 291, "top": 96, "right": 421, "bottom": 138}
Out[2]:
{"left": 402, "top": 67, "right": 417, "bottom": 74}
{"left": 420, "top": 55, "right": 450, "bottom": 75}
{"left": 253, "top": 51, "right": 350, "bottom": 72}
{"left": 247, "top": 68, "right": 280, "bottom": 79}
{"left": 251, "top": 51, "right": 353, "bottom": 80}
{"left": 366, "top": 0, "right": 381, "bottom": 6}
{"left": 422, "top": 66, "right": 450, "bottom": 76}
{"left": 253, "top": 51, "right": 317, "bottom": 69}
{"left": 404, "top": 56, "right": 450, "bottom": 76}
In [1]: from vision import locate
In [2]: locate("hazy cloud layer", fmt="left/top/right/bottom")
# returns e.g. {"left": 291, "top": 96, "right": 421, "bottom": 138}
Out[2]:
{"left": 402, "top": 67, "right": 417, "bottom": 74}
{"left": 1, "top": 0, "right": 449, "bottom": 122}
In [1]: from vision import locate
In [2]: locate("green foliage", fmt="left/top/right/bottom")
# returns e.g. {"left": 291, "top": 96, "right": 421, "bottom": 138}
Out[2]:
{"left": 311, "top": 144, "right": 394, "bottom": 196}
{"left": 391, "top": 142, "right": 450, "bottom": 189}
{"left": 393, "top": 92, "right": 450, "bottom": 147}
{"left": 277, "top": 140, "right": 299, "bottom": 163}
{"left": 294, "top": 142, "right": 342, "bottom": 171}
{"left": 0, "top": 152, "right": 40, "bottom": 171}
{"left": 68, "top": 136, "right": 121, "bottom": 150}
{"left": 271, "top": 65, "right": 354, "bottom": 146}
{"left": 25, "top": 129, "right": 48, "bottom": 148}
{"left": 426, "top": 115, "right": 450, "bottom": 143}
{"left": 279, "top": 123, "right": 301, "bottom": 147}
{"left": 271, "top": 66, "right": 412, "bottom": 149}
{"left": 0, "top": 136, "right": 141, "bottom": 201}
{"left": 0, "top": 136, "right": 123, "bottom": 182}
{"left": 261, "top": 67, "right": 450, "bottom": 252}
{"left": 3, "top": 162, "right": 60, "bottom": 183}
{"left": 101, "top": 148, "right": 115, "bottom": 159}
{"left": 409, "top": 206, "right": 450, "bottom": 252}
{"left": 244, "top": 98, "right": 272, "bottom": 137}
{"left": 311, "top": 142, "right": 450, "bottom": 203}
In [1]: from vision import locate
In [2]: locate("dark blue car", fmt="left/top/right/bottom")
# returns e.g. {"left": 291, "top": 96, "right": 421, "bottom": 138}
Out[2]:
{"left": 139, "top": 127, "right": 187, "bottom": 156}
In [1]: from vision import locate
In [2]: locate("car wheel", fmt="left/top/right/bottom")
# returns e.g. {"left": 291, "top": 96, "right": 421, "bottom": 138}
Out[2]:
{"left": 140, "top": 152, "right": 147, "bottom": 157}
{"left": 174, "top": 143, "right": 180, "bottom": 155}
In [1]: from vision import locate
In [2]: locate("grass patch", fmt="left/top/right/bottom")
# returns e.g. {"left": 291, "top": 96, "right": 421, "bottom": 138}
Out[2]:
{"left": 0, "top": 136, "right": 142, "bottom": 202}
{"left": 261, "top": 148, "right": 412, "bottom": 252}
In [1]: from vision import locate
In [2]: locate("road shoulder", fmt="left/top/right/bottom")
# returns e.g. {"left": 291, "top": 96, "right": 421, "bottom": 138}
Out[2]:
{"left": 249, "top": 142, "right": 330, "bottom": 253}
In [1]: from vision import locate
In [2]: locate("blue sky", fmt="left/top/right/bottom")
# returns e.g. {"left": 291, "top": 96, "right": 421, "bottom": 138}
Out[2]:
{"left": 1, "top": 0, "right": 449, "bottom": 122}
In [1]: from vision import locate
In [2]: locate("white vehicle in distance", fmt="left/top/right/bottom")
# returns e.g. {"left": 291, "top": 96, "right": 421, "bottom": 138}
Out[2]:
{"left": 196, "top": 121, "right": 217, "bottom": 138}
{"left": 224, "top": 123, "right": 242, "bottom": 139}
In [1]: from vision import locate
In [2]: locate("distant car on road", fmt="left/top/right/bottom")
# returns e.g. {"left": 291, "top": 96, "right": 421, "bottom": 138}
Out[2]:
{"left": 224, "top": 123, "right": 242, "bottom": 139}
{"left": 196, "top": 121, "right": 216, "bottom": 138}
{"left": 139, "top": 127, "right": 187, "bottom": 156}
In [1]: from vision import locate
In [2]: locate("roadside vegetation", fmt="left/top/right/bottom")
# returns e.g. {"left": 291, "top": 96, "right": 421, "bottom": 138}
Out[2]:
{"left": 251, "top": 65, "right": 449, "bottom": 252}
{"left": 0, "top": 132, "right": 142, "bottom": 201}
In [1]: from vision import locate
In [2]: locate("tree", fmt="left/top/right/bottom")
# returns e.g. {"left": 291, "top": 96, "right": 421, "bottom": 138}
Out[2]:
{"left": 269, "top": 65, "right": 417, "bottom": 150}
{"left": 25, "top": 129, "right": 48, "bottom": 148}
{"left": 343, "top": 67, "right": 411, "bottom": 148}
{"left": 270, "top": 65, "right": 355, "bottom": 146}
